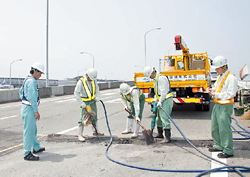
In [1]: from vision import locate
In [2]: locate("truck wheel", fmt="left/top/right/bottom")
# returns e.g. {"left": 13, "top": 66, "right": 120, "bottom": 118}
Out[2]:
{"left": 203, "top": 104, "right": 210, "bottom": 111}
{"left": 234, "top": 92, "right": 239, "bottom": 102}
{"left": 195, "top": 104, "right": 202, "bottom": 111}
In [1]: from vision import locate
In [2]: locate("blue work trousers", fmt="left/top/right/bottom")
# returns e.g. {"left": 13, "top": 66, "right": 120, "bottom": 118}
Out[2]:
{"left": 21, "top": 105, "right": 40, "bottom": 157}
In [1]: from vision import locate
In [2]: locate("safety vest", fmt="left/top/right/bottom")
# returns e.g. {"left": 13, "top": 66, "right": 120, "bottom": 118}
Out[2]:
{"left": 154, "top": 73, "right": 172, "bottom": 100}
{"left": 80, "top": 78, "right": 96, "bottom": 101}
{"left": 21, "top": 75, "right": 40, "bottom": 106}
{"left": 213, "top": 72, "right": 234, "bottom": 105}
{"left": 122, "top": 86, "right": 143, "bottom": 102}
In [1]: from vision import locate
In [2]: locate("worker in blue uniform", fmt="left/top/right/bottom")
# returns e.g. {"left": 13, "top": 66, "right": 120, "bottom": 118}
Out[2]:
{"left": 19, "top": 62, "right": 45, "bottom": 161}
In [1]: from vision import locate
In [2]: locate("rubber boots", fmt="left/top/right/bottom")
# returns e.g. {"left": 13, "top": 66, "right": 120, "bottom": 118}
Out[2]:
{"left": 160, "top": 129, "right": 171, "bottom": 143}
{"left": 78, "top": 124, "right": 85, "bottom": 142}
{"left": 131, "top": 122, "right": 140, "bottom": 138}
{"left": 92, "top": 120, "right": 104, "bottom": 136}
{"left": 122, "top": 118, "right": 133, "bottom": 134}
{"left": 154, "top": 127, "right": 164, "bottom": 138}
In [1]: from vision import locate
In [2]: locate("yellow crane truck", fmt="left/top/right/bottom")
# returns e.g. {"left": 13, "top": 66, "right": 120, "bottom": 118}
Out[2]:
{"left": 134, "top": 35, "right": 211, "bottom": 111}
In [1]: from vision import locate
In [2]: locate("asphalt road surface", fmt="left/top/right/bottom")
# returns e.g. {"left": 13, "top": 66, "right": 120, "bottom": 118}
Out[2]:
{"left": 0, "top": 88, "right": 250, "bottom": 177}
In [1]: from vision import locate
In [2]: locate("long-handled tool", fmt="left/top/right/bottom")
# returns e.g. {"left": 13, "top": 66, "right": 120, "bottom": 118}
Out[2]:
{"left": 125, "top": 109, "right": 154, "bottom": 145}
{"left": 151, "top": 102, "right": 158, "bottom": 135}
{"left": 84, "top": 105, "right": 98, "bottom": 135}
{"left": 91, "top": 118, "right": 98, "bottom": 135}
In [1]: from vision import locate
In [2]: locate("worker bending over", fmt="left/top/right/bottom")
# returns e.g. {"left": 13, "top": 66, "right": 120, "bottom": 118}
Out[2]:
{"left": 119, "top": 83, "right": 145, "bottom": 138}
{"left": 207, "top": 56, "right": 237, "bottom": 158}
{"left": 143, "top": 66, "right": 173, "bottom": 143}
{"left": 19, "top": 62, "right": 45, "bottom": 161}
{"left": 74, "top": 68, "right": 103, "bottom": 142}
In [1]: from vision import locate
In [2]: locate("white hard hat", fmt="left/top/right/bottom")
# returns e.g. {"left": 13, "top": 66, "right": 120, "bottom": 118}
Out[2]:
{"left": 87, "top": 68, "right": 97, "bottom": 80}
{"left": 143, "top": 66, "right": 154, "bottom": 78}
{"left": 211, "top": 56, "right": 228, "bottom": 69}
{"left": 32, "top": 62, "right": 44, "bottom": 73}
{"left": 120, "top": 83, "right": 131, "bottom": 95}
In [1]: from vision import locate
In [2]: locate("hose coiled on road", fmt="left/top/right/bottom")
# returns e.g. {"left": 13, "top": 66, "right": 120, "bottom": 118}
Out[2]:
{"left": 159, "top": 105, "right": 250, "bottom": 177}
{"left": 100, "top": 100, "right": 250, "bottom": 176}
{"left": 231, "top": 117, "right": 250, "bottom": 140}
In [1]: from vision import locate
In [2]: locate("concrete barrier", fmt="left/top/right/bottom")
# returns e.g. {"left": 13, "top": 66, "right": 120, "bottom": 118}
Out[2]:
{"left": 98, "top": 81, "right": 134, "bottom": 90}
{"left": 98, "top": 83, "right": 109, "bottom": 90}
{"left": 39, "top": 87, "right": 52, "bottom": 98}
{"left": 0, "top": 89, "right": 20, "bottom": 103}
{"left": 0, "top": 81, "right": 135, "bottom": 104}
{"left": 52, "top": 86, "right": 64, "bottom": 96}
{"left": 63, "top": 86, "right": 75, "bottom": 95}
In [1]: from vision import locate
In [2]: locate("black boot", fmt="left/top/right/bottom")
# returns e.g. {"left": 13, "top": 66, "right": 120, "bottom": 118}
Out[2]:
{"left": 154, "top": 127, "right": 164, "bottom": 138}
{"left": 24, "top": 152, "right": 39, "bottom": 161}
{"left": 160, "top": 129, "right": 171, "bottom": 143}
{"left": 33, "top": 147, "right": 45, "bottom": 154}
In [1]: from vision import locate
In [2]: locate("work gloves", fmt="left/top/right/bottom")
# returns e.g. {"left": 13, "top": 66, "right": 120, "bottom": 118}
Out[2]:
{"left": 135, "top": 116, "right": 140, "bottom": 122}
{"left": 80, "top": 102, "right": 86, "bottom": 108}
{"left": 157, "top": 102, "right": 162, "bottom": 108}
{"left": 124, "top": 106, "right": 129, "bottom": 112}
{"left": 150, "top": 97, "right": 157, "bottom": 103}
{"left": 80, "top": 97, "right": 101, "bottom": 109}
{"left": 95, "top": 97, "right": 101, "bottom": 102}
{"left": 124, "top": 106, "right": 140, "bottom": 122}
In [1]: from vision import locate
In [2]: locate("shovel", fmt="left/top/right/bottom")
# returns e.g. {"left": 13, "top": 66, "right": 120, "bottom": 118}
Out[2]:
{"left": 125, "top": 109, "right": 154, "bottom": 145}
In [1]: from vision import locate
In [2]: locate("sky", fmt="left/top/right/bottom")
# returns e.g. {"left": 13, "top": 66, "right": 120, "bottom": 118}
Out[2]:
{"left": 0, "top": 0, "right": 250, "bottom": 81}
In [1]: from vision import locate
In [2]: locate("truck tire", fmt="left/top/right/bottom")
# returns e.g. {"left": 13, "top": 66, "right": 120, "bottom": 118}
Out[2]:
{"left": 234, "top": 91, "right": 239, "bottom": 102}
{"left": 203, "top": 104, "right": 210, "bottom": 111}
{"left": 195, "top": 104, "right": 202, "bottom": 111}
{"left": 175, "top": 103, "right": 184, "bottom": 106}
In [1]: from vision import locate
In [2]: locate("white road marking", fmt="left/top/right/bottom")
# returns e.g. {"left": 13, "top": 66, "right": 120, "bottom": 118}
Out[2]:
{"left": 210, "top": 152, "right": 228, "bottom": 177}
{"left": 101, "top": 96, "right": 116, "bottom": 100}
{"left": 0, "top": 115, "right": 18, "bottom": 120}
{"left": 102, "top": 92, "right": 118, "bottom": 96}
{"left": 0, "top": 104, "right": 20, "bottom": 109}
{"left": 55, "top": 98, "right": 76, "bottom": 103}
{"left": 105, "top": 98, "right": 121, "bottom": 103}
{"left": 41, "top": 96, "right": 74, "bottom": 103}
{"left": 101, "top": 89, "right": 119, "bottom": 93}
{"left": 57, "top": 126, "right": 78, "bottom": 134}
